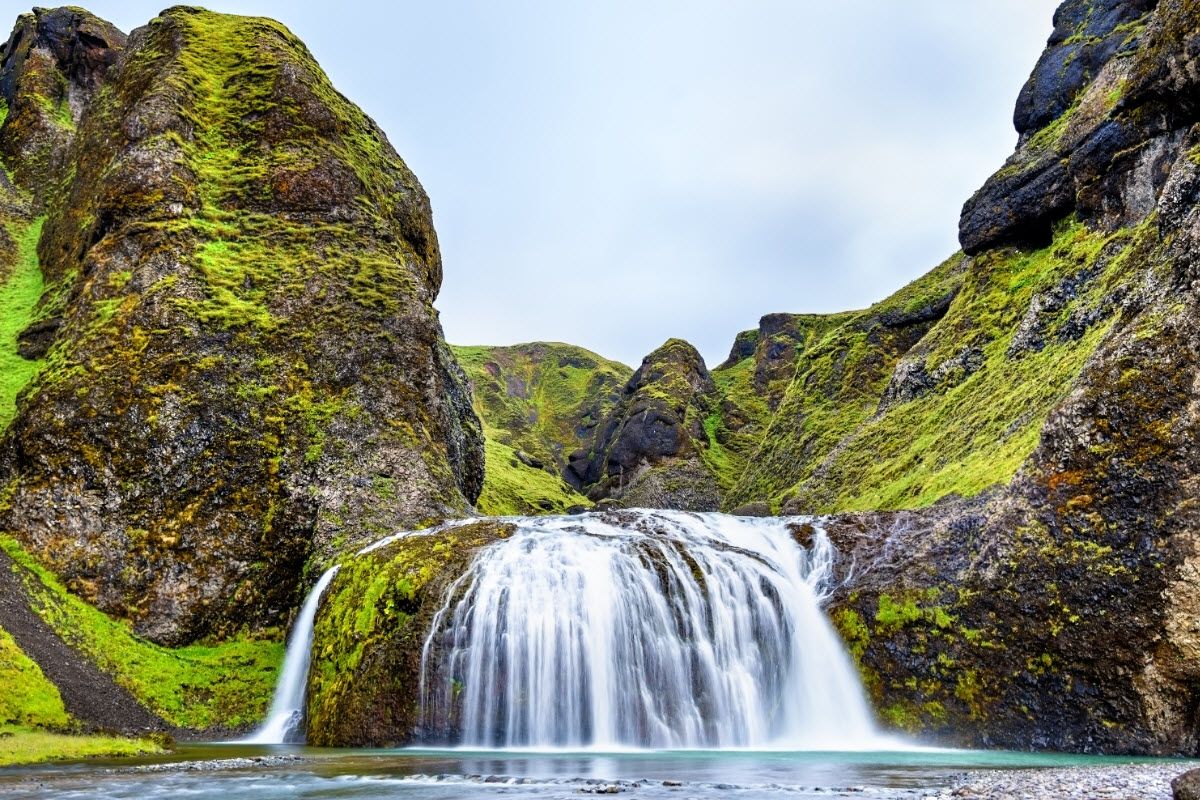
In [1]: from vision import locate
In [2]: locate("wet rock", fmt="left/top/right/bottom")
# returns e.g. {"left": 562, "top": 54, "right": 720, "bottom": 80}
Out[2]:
{"left": 730, "top": 502, "right": 771, "bottom": 517}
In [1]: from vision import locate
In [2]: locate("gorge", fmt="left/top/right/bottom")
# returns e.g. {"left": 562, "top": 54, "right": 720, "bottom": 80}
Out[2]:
{"left": 2, "top": 0, "right": 1200, "bottom": 797}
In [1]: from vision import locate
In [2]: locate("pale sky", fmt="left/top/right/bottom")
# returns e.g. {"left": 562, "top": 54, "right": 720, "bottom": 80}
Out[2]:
{"left": 25, "top": 1, "right": 1061, "bottom": 368}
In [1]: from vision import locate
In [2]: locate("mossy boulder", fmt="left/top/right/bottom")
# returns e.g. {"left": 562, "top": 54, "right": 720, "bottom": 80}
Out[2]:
{"left": 0, "top": 6, "right": 483, "bottom": 647}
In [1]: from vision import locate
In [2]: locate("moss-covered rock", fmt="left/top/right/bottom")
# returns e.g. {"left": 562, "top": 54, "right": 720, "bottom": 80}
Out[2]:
{"left": 723, "top": 253, "right": 965, "bottom": 510}
{"left": 0, "top": 6, "right": 483, "bottom": 647}
{"left": 305, "top": 518, "right": 514, "bottom": 746}
{"left": 0, "top": 623, "right": 69, "bottom": 729}
{"left": 451, "top": 341, "right": 627, "bottom": 511}
{"left": 0, "top": 7, "right": 126, "bottom": 204}
{"left": 566, "top": 338, "right": 722, "bottom": 509}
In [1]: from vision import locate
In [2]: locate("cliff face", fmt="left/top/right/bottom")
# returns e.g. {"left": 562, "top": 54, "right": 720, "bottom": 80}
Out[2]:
{"left": 0, "top": 6, "right": 483, "bottom": 648}
{"left": 566, "top": 338, "right": 723, "bottom": 510}
{"left": 821, "top": 0, "right": 1200, "bottom": 755}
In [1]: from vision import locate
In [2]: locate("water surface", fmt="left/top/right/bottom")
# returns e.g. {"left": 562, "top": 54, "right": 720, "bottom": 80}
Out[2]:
{"left": 0, "top": 743, "right": 1179, "bottom": 799}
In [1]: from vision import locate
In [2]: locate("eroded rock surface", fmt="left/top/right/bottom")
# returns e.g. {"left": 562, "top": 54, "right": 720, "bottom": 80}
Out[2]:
{"left": 0, "top": 7, "right": 483, "bottom": 646}
{"left": 567, "top": 339, "right": 722, "bottom": 510}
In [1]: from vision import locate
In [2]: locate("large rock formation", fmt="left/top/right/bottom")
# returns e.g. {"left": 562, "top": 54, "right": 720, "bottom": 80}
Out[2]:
{"left": 566, "top": 338, "right": 722, "bottom": 510}
{"left": 0, "top": 6, "right": 483, "bottom": 647}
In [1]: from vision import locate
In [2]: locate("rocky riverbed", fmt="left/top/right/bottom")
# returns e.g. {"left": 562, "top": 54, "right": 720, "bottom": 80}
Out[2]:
{"left": 947, "top": 763, "right": 1200, "bottom": 800}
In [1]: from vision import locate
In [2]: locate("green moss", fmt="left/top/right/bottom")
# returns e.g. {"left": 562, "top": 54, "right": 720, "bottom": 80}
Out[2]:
{"left": 732, "top": 221, "right": 1135, "bottom": 513}
{"left": 832, "top": 607, "right": 870, "bottom": 663}
{"left": 0, "top": 626, "right": 69, "bottom": 729}
{"left": 0, "top": 217, "right": 46, "bottom": 431}
{"left": 452, "top": 342, "right": 631, "bottom": 511}
{"left": 0, "top": 536, "right": 282, "bottom": 729}
{"left": 880, "top": 702, "right": 923, "bottom": 732}
{"left": 0, "top": 727, "right": 163, "bottom": 766}
{"left": 307, "top": 521, "right": 512, "bottom": 742}
{"left": 475, "top": 438, "right": 590, "bottom": 516}
{"left": 875, "top": 591, "right": 957, "bottom": 635}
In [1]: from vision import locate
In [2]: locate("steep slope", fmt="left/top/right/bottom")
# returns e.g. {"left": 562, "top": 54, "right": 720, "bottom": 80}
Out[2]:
{"left": 815, "top": 0, "right": 1200, "bottom": 754}
{"left": 451, "top": 342, "right": 627, "bottom": 513}
{"left": 0, "top": 5, "right": 484, "bottom": 651}
{"left": 452, "top": 342, "right": 630, "bottom": 474}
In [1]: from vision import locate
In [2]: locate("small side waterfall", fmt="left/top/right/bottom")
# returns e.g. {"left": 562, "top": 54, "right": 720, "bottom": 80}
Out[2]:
{"left": 418, "top": 511, "right": 883, "bottom": 750}
{"left": 246, "top": 566, "right": 340, "bottom": 744}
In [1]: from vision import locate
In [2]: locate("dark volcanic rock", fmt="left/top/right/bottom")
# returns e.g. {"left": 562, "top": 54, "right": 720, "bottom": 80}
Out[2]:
{"left": 730, "top": 502, "right": 770, "bottom": 517}
{"left": 717, "top": 328, "right": 758, "bottom": 369}
{"left": 567, "top": 339, "right": 721, "bottom": 510}
{"left": 1013, "top": 0, "right": 1155, "bottom": 140}
{"left": 0, "top": 7, "right": 483, "bottom": 646}
{"left": 0, "top": 7, "right": 126, "bottom": 202}
{"left": 958, "top": 0, "right": 1195, "bottom": 253}
{"left": 1174, "top": 768, "right": 1200, "bottom": 800}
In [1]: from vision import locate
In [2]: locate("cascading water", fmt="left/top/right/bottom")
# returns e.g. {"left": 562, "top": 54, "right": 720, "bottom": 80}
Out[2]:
{"left": 246, "top": 566, "right": 340, "bottom": 744}
{"left": 418, "top": 511, "right": 883, "bottom": 750}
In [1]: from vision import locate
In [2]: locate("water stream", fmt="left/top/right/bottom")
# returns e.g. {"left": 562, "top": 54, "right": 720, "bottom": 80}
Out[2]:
{"left": 418, "top": 511, "right": 884, "bottom": 749}
{"left": 6, "top": 511, "right": 1192, "bottom": 797}
{"left": 245, "top": 565, "right": 339, "bottom": 744}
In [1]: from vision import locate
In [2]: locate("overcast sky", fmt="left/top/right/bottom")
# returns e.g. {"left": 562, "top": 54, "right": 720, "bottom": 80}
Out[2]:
{"left": 66, "top": 1, "right": 1060, "bottom": 368}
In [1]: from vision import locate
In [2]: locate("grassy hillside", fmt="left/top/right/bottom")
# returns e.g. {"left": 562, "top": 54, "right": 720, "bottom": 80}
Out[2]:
{"left": 452, "top": 342, "right": 631, "bottom": 475}
{"left": 731, "top": 221, "right": 1132, "bottom": 512}
{"left": 475, "top": 438, "right": 589, "bottom": 515}
{"left": 1, "top": 536, "right": 281, "bottom": 730}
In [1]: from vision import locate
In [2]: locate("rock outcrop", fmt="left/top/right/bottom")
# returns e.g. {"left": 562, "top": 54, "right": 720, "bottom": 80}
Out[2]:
{"left": 566, "top": 338, "right": 722, "bottom": 510}
{"left": 0, "top": 7, "right": 483, "bottom": 647}
{"left": 0, "top": 7, "right": 126, "bottom": 202}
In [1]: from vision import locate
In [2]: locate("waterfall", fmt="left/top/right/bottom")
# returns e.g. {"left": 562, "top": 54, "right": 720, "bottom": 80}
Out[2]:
{"left": 418, "top": 511, "right": 882, "bottom": 750}
{"left": 246, "top": 566, "right": 340, "bottom": 744}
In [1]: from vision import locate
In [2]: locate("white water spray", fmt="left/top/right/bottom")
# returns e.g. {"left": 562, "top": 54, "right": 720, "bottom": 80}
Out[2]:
{"left": 246, "top": 565, "right": 339, "bottom": 744}
{"left": 418, "top": 511, "right": 884, "bottom": 750}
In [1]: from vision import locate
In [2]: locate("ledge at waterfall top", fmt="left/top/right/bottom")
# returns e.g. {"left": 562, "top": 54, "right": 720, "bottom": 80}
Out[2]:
{"left": 305, "top": 511, "right": 891, "bottom": 750}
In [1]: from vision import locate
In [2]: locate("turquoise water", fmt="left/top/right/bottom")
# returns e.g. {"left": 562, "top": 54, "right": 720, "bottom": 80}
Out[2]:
{"left": 0, "top": 743, "right": 1184, "bottom": 799}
